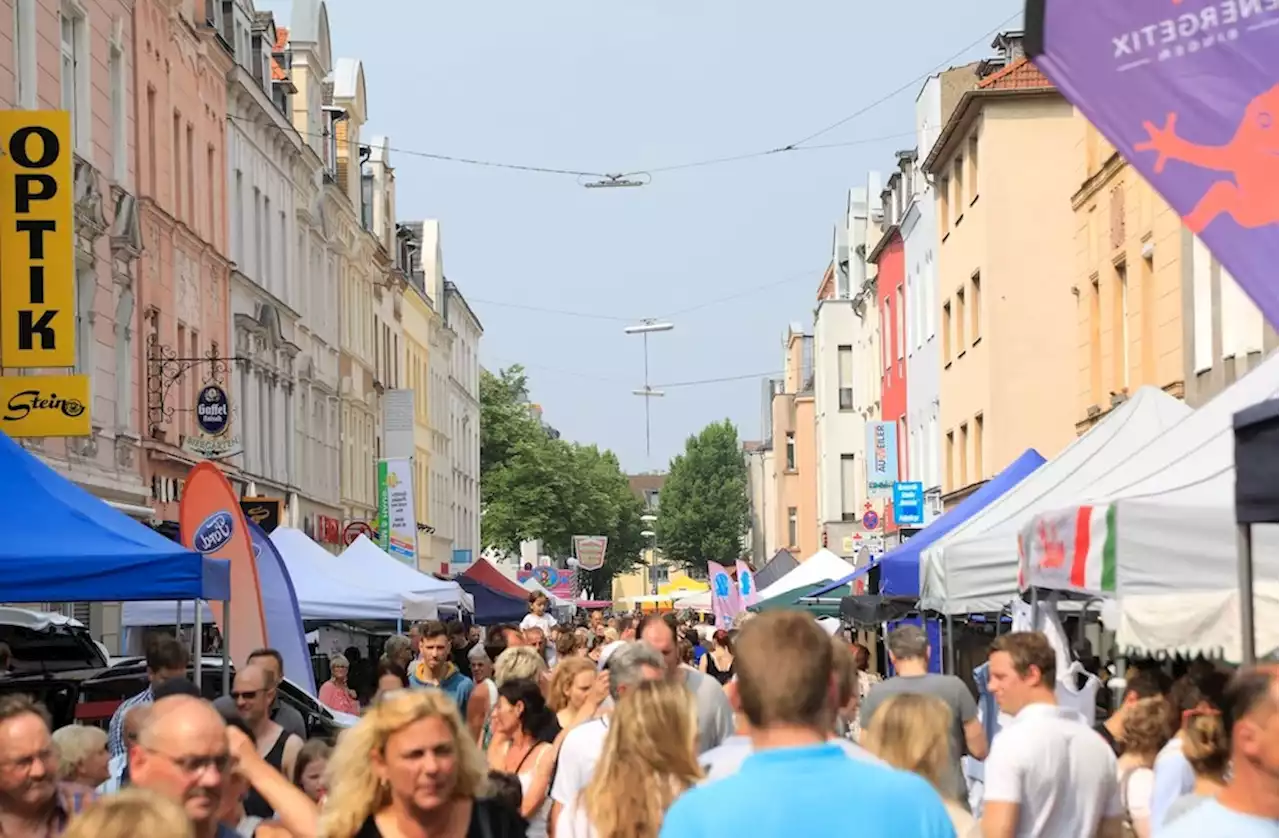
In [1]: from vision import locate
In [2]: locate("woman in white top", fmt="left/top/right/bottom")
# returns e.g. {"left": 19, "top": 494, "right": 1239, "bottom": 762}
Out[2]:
{"left": 1114, "top": 696, "right": 1171, "bottom": 837}
{"left": 556, "top": 680, "right": 702, "bottom": 838}
{"left": 862, "top": 692, "right": 981, "bottom": 838}
{"left": 486, "top": 677, "right": 557, "bottom": 838}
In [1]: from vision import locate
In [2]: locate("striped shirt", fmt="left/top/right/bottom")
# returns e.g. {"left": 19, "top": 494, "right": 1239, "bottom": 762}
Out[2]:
{"left": 107, "top": 686, "right": 153, "bottom": 759}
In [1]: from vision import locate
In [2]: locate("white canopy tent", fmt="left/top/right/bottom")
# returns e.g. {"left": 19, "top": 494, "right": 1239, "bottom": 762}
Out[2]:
{"left": 338, "top": 534, "right": 470, "bottom": 610}
{"left": 123, "top": 527, "right": 438, "bottom": 626}
{"left": 920, "top": 385, "right": 1192, "bottom": 614}
{"left": 755, "top": 548, "right": 855, "bottom": 600}
{"left": 1018, "top": 354, "right": 1280, "bottom": 662}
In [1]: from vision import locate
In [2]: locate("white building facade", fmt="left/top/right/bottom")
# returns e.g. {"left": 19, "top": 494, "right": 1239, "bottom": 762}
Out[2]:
{"left": 445, "top": 282, "right": 482, "bottom": 559}
{"left": 225, "top": 1, "right": 301, "bottom": 502}
{"left": 279, "top": 0, "right": 343, "bottom": 535}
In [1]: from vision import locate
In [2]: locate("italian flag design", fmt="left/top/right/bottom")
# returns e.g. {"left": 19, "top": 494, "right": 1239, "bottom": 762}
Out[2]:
{"left": 1020, "top": 504, "right": 1118, "bottom": 594}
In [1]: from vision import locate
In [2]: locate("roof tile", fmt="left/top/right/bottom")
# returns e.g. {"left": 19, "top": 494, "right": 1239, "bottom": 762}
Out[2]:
{"left": 977, "top": 56, "right": 1053, "bottom": 91}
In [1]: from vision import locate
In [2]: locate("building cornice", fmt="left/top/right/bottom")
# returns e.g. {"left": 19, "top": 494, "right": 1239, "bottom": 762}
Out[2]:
{"left": 922, "top": 88, "right": 1060, "bottom": 175}
{"left": 1071, "top": 150, "right": 1126, "bottom": 210}
{"left": 867, "top": 223, "right": 902, "bottom": 264}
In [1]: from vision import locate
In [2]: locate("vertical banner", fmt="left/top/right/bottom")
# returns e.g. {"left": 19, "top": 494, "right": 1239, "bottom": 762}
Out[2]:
{"left": 865, "top": 421, "right": 899, "bottom": 499}
{"left": 180, "top": 462, "right": 267, "bottom": 665}
{"left": 377, "top": 457, "right": 417, "bottom": 564}
{"left": 708, "top": 561, "right": 740, "bottom": 630}
{"left": 0, "top": 112, "right": 77, "bottom": 368}
{"left": 572, "top": 535, "right": 608, "bottom": 571}
{"left": 1025, "top": 0, "right": 1278, "bottom": 327}
{"left": 735, "top": 559, "right": 760, "bottom": 608}
{"left": 245, "top": 520, "right": 316, "bottom": 697}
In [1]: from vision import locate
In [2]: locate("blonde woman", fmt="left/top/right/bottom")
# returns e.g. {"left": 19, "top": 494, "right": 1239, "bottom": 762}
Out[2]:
{"left": 494, "top": 645, "right": 548, "bottom": 687}
{"left": 556, "top": 680, "right": 703, "bottom": 838}
{"left": 1116, "top": 696, "right": 1172, "bottom": 837}
{"left": 1163, "top": 707, "right": 1228, "bottom": 827}
{"left": 51, "top": 723, "right": 111, "bottom": 787}
{"left": 63, "top": 788, "right": 193, "bottom": 838}
{"left": 320, "top": 689, "right": 527, "bottom": 838}
{"left": 548, "top": 657, "right": 596, "bottom": 731}
{"left": 862, "top": 693, "right": 980, "bottom": 838}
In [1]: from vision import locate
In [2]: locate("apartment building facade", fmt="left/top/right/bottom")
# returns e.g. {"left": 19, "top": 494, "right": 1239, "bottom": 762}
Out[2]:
{"left": 275, "top": 0, "right": 343, "bottom": 537}
{"left": 903, "top": 65, "right": 979, "bottom": 520}
{"left": 133, "top": 0, "right": 233, "bottom": 520}
{"left": 446, "top": 281, "right": 483, "bottom": 560}
{"left": 770, "top": 328, "right": 818, "bottom": 559}
{"left": 870, "top": 156, "right": 911, "bottom": 533}
{"left": 926, "top": 34, "right": 1078, "bottom": 505}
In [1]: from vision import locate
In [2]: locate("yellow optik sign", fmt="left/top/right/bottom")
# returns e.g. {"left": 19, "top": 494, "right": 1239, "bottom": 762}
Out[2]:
{"left": 0, "top": 112, "right": 75, "bottom": 368}
{"left": 0, "top": 374, "right": 90, "bottom": 437}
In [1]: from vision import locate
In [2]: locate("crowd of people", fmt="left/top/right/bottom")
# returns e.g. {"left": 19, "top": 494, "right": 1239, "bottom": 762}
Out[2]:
{"left": 0, "top": 589, "right": 1275, "bottom": 838}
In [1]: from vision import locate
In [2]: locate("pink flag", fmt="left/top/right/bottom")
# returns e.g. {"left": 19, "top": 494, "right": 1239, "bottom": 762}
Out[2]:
{"left": 735, "top": 559, "right": 760, "bottom": 608}
{"left": 708, "top": 561, "right": 740, "bottom": 630}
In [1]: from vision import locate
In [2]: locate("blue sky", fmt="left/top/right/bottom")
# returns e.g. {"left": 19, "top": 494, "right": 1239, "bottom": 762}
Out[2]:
{"left": 320, "top": 0, "right": 1022, "bottom": 473}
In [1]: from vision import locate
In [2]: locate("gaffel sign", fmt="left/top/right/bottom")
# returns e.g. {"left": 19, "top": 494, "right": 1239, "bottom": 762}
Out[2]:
{"left": 0, "top": 112, "right": 76, "bottom": 369}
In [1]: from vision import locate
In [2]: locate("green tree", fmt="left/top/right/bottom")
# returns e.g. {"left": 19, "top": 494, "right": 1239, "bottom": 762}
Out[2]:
{"left": 657, "top": 419, "right": 750, "bottom": 572}
{"left": 480, "top": 366, "right": 644, "bottom": 588}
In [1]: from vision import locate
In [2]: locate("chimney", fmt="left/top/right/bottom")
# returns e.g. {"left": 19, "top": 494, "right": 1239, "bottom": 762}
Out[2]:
{"left": 995, "top": 30, "right": 1025, "bottom": 62}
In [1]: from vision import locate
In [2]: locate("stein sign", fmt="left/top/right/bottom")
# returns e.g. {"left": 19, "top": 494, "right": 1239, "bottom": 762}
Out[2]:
{"left": 195, "top": 385, "right": 230, "bottom": 436}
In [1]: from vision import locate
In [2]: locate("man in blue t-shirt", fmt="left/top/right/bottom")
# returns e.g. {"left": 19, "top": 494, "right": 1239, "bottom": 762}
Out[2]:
{"left": 1161, "top": 664, "right": 1278, "bottom": 837}
{"left": 659, "top": 610, "right": 956, "bottom": 838}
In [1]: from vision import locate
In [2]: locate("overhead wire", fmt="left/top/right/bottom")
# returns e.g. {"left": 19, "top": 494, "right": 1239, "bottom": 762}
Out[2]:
{"left": 229, "top": 8, "right": 1021, "bottom": 183}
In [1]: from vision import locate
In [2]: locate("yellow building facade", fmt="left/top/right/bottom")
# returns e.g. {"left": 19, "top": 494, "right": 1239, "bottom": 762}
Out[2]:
{"left": 1072, "top": 115, "right": 1186, "bottom": 432}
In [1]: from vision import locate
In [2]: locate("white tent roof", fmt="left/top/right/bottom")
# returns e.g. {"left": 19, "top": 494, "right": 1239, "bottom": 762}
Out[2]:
{"left": 921, "top": 385, "right": 1193, "bottom": 614}
{"left": 1021, "top": 353, "right": 1280, "bottom": 661}
{"left": 673, "top": 588, "right": 713, "bottom": 611}
{"left": 337, "top": 534, "right": 468, "bottom": 608}
{"left": 756, "top": 548, "right": 855, "bottom": 600}
{"left": 123, "top": 527, "right": 437, "bottom": 625}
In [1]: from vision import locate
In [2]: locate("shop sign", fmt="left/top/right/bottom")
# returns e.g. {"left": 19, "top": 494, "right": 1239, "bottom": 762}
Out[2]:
{"left": 195, "top": 385, "right": 231, "bottom": 436}
{"left": 182, "top": 434, "right": 243, "bottom": 460}
{"left": 316, "top": 515, "right": 341, "bottom": 544}
{"left": 239, "top": 497, "right": 282, "bottom": 534}
{"left": 0, "top": 112, "right": 75, "bottom": 368}
{"left": 0, "top": 374, "right": 90, "bottom": 437}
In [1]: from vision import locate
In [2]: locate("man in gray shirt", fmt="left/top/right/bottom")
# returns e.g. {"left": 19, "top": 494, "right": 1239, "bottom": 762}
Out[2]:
{"left": 860, "top": 625, "right": 988, "bottom": 802}
{"left": 639, "top": 614, "right": 735, "bottom": 753}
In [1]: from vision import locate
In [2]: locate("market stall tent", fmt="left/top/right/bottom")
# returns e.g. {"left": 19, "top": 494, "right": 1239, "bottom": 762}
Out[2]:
{"left": 810, "top": 449, "right": 1047, "bottom": 599}
{"left": 123, "top": 526, "right": 438, "bottom": 624}
{"left": 462, "top": 558, "right": 532, "bottom": 600}
{"left": 755, "top": 548, "right": 855, "bottom": 601}
{"left": 920, "top": 386, "right": 1191, "bottom": 615}
{"left": 1019, "top": 354, "right": 1280, "bottom": 662}
{"left": 0, "top": 431, "right": 230, "bottom": 602}
{"left": 338, "top": 534, "right": 468, "bottom": 609}
{"left": 455, "top": 576, "right": 529, "bottom": 624}
{"left": 752, "top": 549, "right": 800, "bottom": 592}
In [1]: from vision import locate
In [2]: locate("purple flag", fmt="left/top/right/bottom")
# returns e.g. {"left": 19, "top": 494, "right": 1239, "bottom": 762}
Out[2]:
{"left": 735, "top": 559, "right": 760, "bottom": 608}
{"left": 708, "top": 561, "right": 740, "bottom": 630}
{"left": 1026, "top": 0, "right": 1278, "bottom": 328}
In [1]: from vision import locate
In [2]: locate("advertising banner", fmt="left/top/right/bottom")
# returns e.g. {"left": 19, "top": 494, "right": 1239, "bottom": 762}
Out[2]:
{"left": 735, "top": 559, "right": 760, "bottom": 608}
{"left": 377, "top": 458, "right": 417, "bottom": 564}
{"left": 892, "top": 481, "right": 925, "bottom": 526}
{"left": 1025, "top": 0, "right": 1278, "bottom": 327}
{"left": 517, "top": 566, "right": 577, "bottom": 601}
{"left": 0, "top": 374, "right": 90, "bottom": 437}
{"left": 245, "top": 520, "right": 316, "bottom": 696}
{"left": 179, "top": 462, "right": 267, "bottom": 664}
{"left": 572, "top": 535, "right": 608, "bottom": 571}
{"left": 865, "top": 421, "right": 899, "bottom": 499}
{"left": 708, "top": 561, "right": 740, "bottom": 630}
{"left": 0, "top": 112, "right": 76, "bottom": 368}
{"left": 239, "top": 497, "right": 283, "bottom": 534}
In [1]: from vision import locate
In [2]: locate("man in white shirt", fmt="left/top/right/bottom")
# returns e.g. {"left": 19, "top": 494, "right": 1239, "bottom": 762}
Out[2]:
{"left": 982, "top": 631, "right": 1123, "bottom": 838}
{"left": 548, "top": 641, "right": 664, "bottom": 835}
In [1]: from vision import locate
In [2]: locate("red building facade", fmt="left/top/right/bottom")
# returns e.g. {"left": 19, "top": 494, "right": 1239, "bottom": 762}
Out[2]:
{"left": 870, "top": 169, "right": 909, "bottom": 532}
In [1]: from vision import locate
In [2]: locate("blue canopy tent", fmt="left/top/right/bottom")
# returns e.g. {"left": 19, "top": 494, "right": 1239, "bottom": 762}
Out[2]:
{"left": 810, "top": 449, "right": 1047, "bottom": 599}
{"left": 0, "top": 431, "right": 230, "bottom": 602}
{"left": 455, "top": 576, "right": 529, "bottom": 625}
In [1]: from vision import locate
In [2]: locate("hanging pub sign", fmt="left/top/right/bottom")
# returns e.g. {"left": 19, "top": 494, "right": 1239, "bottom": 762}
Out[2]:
{"left": 182, "top": 384, "right": 242, "bottom": 460}
{"left": 239, "top": 496, "right": 283, "bottom": 534}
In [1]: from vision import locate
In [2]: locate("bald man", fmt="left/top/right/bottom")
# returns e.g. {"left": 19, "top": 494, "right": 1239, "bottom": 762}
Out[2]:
{"left": 129, "top": 695, "right": 235, "bottom": 838}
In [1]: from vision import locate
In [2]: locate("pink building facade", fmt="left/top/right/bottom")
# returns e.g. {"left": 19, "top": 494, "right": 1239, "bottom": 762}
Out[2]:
{"left": 131, "top": 0, "right": 234, "bottom": 521}
{"left": 0, "top": 0, "right": 150, "bottom": 519}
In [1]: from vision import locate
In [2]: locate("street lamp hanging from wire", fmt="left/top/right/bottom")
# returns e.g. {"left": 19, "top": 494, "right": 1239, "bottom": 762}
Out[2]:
{"left": 625, "top": 319, "right": 674, "bottom": 463}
